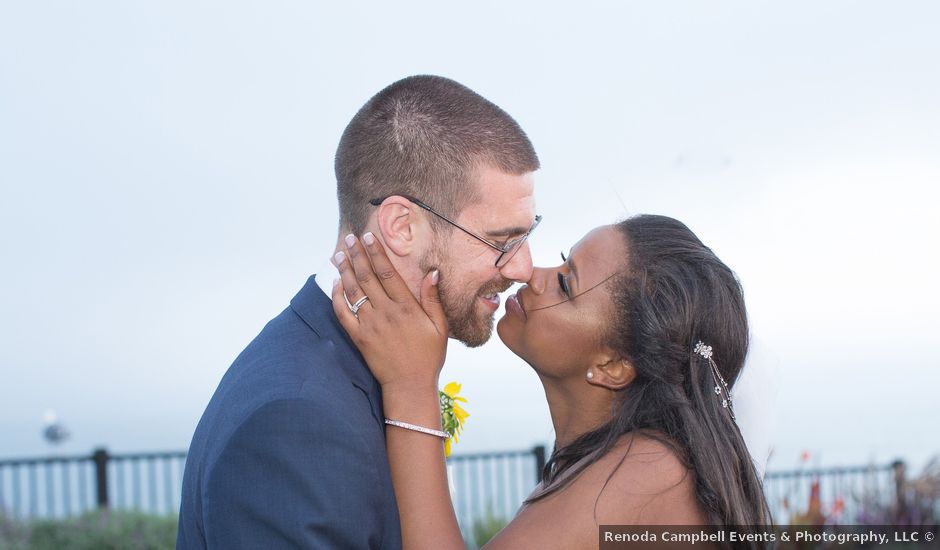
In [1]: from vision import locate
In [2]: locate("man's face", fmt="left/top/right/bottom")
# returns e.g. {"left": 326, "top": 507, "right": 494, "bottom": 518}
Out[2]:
{"left": 422, "top": 165, "right": 537, "bottom": 347}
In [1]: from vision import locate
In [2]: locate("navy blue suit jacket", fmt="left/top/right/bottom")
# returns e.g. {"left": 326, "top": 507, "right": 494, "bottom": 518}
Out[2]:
{"left": 177, "top": 276, "right": 402, "bottom": 549}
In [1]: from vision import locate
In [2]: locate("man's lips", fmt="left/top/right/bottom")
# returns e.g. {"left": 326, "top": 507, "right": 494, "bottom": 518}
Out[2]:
{"left": 479, "top": 283, "right": 511, "bottom": 311}
{"left": 479, "top": 293, "right": 501, "bottom": 310}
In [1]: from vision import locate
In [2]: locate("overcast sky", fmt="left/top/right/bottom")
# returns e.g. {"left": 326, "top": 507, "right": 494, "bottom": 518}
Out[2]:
{"left": 1, "top": 1, "right": 938, "bottom": 471}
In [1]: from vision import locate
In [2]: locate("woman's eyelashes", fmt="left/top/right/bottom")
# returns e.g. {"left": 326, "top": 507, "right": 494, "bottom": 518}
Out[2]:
{"left": 558, "top": 251, "right": 572, "bottom": 297}
{"left": 558, "top": 272, "right": 571, "bottom": 297}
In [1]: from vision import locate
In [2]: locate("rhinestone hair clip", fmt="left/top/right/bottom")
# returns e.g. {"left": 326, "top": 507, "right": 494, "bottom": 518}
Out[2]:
{"left": 694, "top": 341, "right": 735, "bottom": 420}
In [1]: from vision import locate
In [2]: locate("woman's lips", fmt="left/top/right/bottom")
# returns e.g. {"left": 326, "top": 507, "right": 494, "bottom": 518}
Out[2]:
{"left": 506, "top": 290, "right": 527, "bottom": 320}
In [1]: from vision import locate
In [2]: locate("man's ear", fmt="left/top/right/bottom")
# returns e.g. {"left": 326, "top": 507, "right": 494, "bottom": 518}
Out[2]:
{"left": 587, "top": 357, "right": 636, "bottom": 391}
{"left": 374, "top": 196, "right": 423, "bottom": 257}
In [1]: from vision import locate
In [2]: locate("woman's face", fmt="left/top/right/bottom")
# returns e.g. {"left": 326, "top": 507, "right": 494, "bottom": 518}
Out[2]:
{"left": 497, "top": 225, "right": 626, "bottom": 377}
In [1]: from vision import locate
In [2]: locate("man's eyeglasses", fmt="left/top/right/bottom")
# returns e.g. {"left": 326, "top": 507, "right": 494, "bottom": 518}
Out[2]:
{"left": 368, "top": 195, "right": 542, "bottom": 267}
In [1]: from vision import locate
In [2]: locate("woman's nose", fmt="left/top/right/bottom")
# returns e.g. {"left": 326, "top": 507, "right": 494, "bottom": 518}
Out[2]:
{"left": 528, "top": 266, "right": 553, "bottom": 296}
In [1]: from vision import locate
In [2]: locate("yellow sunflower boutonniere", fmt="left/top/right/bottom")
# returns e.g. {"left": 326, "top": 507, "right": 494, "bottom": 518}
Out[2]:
{"left": 440, "top": 381, "right": 469, "bottom": 457}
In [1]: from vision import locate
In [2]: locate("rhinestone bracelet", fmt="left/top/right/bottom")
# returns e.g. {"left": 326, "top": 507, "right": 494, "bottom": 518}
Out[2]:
{"left": 384, "top": 419, "right": 449, "bottom": 439}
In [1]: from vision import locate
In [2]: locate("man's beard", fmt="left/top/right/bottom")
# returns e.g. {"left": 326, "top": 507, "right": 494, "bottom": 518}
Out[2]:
{"left": 421, "top": 249, "right": 512, "bottom": 348}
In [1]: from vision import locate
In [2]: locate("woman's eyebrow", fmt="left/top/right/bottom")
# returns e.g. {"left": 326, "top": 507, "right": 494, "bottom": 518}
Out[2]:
{"left": 567, "top": 251, "right": 578, "bottom": 286}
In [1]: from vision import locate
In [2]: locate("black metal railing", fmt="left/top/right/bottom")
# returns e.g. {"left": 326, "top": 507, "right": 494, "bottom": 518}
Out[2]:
{"left": 763, "top": 461, "right": 903, "bottom": 524}
{"left": 0, "top": 446, "right": 544, "bottom": 523}
{"left": 447, "top": 446, "right": 545, "bottom": 545}
{"left": 0, "top": 449, "right": 187, "bottom": 519}
{"left": 0, "top": 447, "right": 919, "bottom": 531}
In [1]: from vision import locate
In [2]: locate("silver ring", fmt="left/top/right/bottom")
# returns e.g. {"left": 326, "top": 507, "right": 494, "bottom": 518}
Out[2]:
{"left": 349, "top": 295, "right": 370, "bottom": 315}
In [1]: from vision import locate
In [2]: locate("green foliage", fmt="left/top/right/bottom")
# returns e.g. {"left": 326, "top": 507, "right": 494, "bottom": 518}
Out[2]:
{"left": 0, "top": 510, "right": 177, "bottom": 550}
{"left": 0, "top": 512, "right": 30, "bottom": 550}
{"left": 470, "top": 505, "right": 508, "bottom": 549}
{"left": 439, "top": 390, "right": 461, "bottom": 438}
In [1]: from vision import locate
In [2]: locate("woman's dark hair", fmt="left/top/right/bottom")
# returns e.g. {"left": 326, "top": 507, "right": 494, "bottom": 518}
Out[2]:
{"left": 527, "top": 214, "right": 771, "bottom": 532}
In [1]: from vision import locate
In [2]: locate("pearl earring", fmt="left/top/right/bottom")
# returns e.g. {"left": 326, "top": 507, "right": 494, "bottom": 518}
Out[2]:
{"left": 586, "top": 371, "right": 594, "bottom": 380}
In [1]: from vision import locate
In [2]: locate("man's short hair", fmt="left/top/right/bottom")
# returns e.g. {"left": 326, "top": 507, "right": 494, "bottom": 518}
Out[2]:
{"left": 335, "top": 75, "right": 540, "bottom": 233}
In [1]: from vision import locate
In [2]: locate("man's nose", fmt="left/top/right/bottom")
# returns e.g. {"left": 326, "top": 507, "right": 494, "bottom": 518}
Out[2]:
{"left": 498, "top": 241, "right": 534, "bottom": 283}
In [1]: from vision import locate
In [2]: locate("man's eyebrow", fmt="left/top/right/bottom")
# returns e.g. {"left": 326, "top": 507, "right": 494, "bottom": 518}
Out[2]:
{"left": 484, "top": 226, "right": 530, "bottom": 238}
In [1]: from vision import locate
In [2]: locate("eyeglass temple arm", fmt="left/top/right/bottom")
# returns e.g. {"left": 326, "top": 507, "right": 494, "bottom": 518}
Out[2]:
{"left": 369, "top": 195, "right": 432, "bottom": 212}
{"left": 370, "top": 195, "right": 470, "bottom": 237}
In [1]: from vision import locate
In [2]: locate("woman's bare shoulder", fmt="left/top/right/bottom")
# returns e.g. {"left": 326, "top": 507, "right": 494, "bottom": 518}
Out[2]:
{"left": 484, "top": 433, "right": 705, "bottom": 550}
{"left": 586, "top": 432, "right": 706, "bottom": 525}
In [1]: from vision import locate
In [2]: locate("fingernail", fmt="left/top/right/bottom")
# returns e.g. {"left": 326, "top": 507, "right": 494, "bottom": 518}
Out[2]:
{"left": 362, "top": 232, "right": 375, "bottom": 245}
{"left": 344, "top": 233, "right": 356, "bottom": 247}
{"left": 431, "top": 270, "right": 439, "bottom": 285}
{"left": 333, "top": 251, "right": 346, "bottom": 265}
